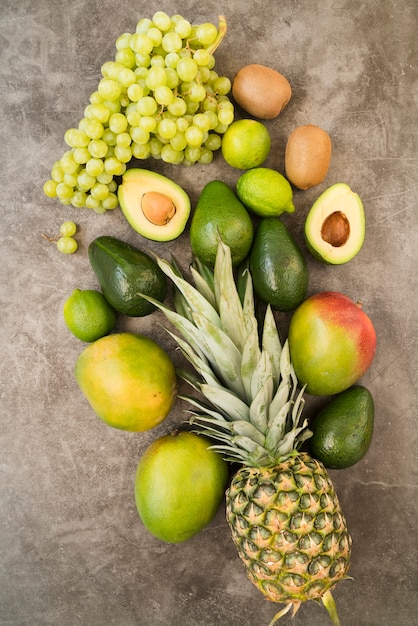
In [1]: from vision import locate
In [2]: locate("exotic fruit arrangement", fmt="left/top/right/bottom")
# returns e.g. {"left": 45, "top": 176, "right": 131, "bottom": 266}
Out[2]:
{"left": 44, "top": 10, "right": 379, "bottom": 626}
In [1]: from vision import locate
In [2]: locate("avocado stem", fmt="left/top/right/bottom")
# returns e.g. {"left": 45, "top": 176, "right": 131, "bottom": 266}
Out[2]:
{"left": 206, "top": 16, "right": 227, "bottom": 55}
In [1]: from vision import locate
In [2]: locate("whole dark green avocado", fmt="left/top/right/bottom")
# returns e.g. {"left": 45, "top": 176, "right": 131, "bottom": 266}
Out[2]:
{"left": 309, "top": 385, "right": 375, "bottom": 469}
{"left": 88, "top": 236, "right": 167, "bottom": 317}
{"left": 249, "top": 217, "right": 309, "bottom": 311}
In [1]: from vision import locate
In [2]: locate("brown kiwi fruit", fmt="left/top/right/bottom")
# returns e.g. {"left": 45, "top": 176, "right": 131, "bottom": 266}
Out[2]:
{"left": 285, "top": 124, "right": 332, "bottom": 190}
{"left": 232, "top": 64, "right": 292, "bottom": 120}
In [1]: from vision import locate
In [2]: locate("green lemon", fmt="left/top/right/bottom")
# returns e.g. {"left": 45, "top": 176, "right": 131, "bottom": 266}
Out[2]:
{"left": 236, "top": 167, "right": 295, "bottom": 216}
{"left": 63, "top": 288, "right": 116, "bottom": 342}
{"left": 221, "top": 119, "right": 271, "bottom": 169}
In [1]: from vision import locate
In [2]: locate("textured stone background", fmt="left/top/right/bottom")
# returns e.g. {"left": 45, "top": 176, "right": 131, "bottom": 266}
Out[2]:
{"left": 1, "top": 1, "right": 417, "bottom": 625}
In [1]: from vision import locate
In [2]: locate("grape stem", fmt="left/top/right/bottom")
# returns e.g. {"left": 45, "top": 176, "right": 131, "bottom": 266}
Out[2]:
{"left": 206, "top": 16, "right": 227, "bottom": 55}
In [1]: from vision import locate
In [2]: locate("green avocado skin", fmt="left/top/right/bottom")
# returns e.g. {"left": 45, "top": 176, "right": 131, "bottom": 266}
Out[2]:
{"left": 88, "top": 236, "right": 167, "bottom": 317}
{"left": 309, "top": 385, "right": 374, "bottom": 469}
{"left": 190, "top": 180, "right": 254, "bottom": 267}
{"left": 249, "top": 218, "right": 309, "bottom": 311}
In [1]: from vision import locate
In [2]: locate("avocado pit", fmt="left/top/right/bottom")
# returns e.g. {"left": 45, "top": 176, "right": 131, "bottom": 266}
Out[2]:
{"left": 321, "top": 211, "right": 350, "bottom": 247}
{"left": 141, "top": 191, "right": 176, "bottom": 226}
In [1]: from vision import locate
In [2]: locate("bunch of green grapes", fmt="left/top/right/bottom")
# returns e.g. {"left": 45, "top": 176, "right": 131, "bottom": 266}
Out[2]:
{"left": 43, "top": 13, "right": 234, "bottom": 213}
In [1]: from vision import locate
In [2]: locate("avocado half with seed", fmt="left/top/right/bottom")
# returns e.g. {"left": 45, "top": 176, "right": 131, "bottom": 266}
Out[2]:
{"left": 118, "top": 169, "right": 191, "bottom": 242}
{"left": 305, "top": 182, "right": 365, "bottom": 264}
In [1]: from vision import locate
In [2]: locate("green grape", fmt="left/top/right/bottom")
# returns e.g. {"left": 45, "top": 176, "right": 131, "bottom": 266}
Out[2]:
{"left": 130, "top": 127, "right": 150, "bottom": 144}
{"left": 193, "top": 113, "right": 211, "bottom": 133}
{"left": 204, "top": 109, "right": 219, "bottom": 129}
{"left": 59, "top": 221, "right": 77, "bottom": 237}
{"left": 157, "top": 118, "right": 177, "bottom": 139}
{"left": 188, "top": 83, "right": 206, "bottom": 103}
{"left": 165, "top": 68, "right": 179, "bottom": 89}
{"left": 154, "top": 85, "right": 174, "bottom": 106}
{"left": 177, "top": 57, "right": 198, "bottom": 82}
{"left": 102, "top": 128, "right": 117, "bottom": 146}
{"left": 63, "top": 172, "right": 78, "bottom": 187}
{"left": 93, "top": 205, "right": 107, "bottom": 215}
{"left": 185, "top": 99, "right": 200, "bottom": 114}
{"left": 150, "top": 54, "right": 165, "bottom": 68}
{"left": 197, "top": 66, "right": 211, "bottom": 83}
{"left": 43, "top": 179, "right": 58, "bottom": 198}
{"left": 103, "top": 99, "right": 122, "bottom": 115}
{"left": 83, "top": 119, "right": 105, "bottom": 139}
{"left": 60, "top": 151, "right": 80, "bottom": 174}
{"left": 91, "top": 182, "right": 110, "bottom": 201}
{"left": 98, "top": 77, "right": 122, "bottom": 101}
{"left": 193, "top": 48, "right": 211, "bottom": 67}
{"left": 57, "top": 236, "right": 78, "bottom": 254}
{"left": 214, "top": 76, "right": 232, "bottom": 95}
{"left": 71, "top": 190, "right": 88, "bottom": 207}
{"left": 102, "top": 61, "right": 125, "bottom": 79}
{"left": 147, "top": 28, "right": 163, "bottom": 47}
{"left": 162, "top": 32, "right": 182, "bottom": 53}
{"left": 132, "top": 141, "right": 151, "bottom": 159}
{"left": 73, "top": 147, "right": 90, "bottom": 164}
{"left": 205, "top": 133, "right": 222, "bottom": 151}
{"left": 117, "top": 67, "right": 136, "bottom": 88}
{"left": 149, "top": 137, "right": 163, "bottom": 158}
{"left": 116, "top": 132, "right": 132, "bottom": 147}
{"left": 114, "top": 145, "right": 132, "bottom": 163}
{"left": 176, "top": 116, "right": 190, "bottom": 132}
{"left": 217, "top": 107, "right": 234, "bottom": 126}
{"left": 88, "top": 103, "right": 111, "bottom": 124}
{"left": 137, "top": 96, "right": 158, "bottom": 115}
{"left": 184, "top": 145, "right": 201, "bottom": 162}
{"left": 108, "top": 113, "right": 128, "bottom": 134}
{"left": 126, "top": 108, "right": 141, "bottom": 127}
{"left": 170, "top": 131, "right": 187, "bottom": 151}
{"left": 139, "top": 116, "right": 157, "bottom": 132}
{"left": 101, "top": 193, "right": 119, "bottom": 210}
{"left": 167, "top": 96, "right": 187, "bottom": 117}
{"left": 135, "top": 18, "right": 153, "bottom": 34}
{"left": 152, "top": 11, "right": 171, "bottom": 31}
{"left": 196, "top": 23, "right": 218, "bottom": 46}
{"left": 51, "top": 162, "right": 64, "bottom": 182}
{"left": 107, "top": 180, "right": 117, "bottom": 192}
{"left": 77, "top": 169, "right": 96, "bottom": 190}
{"left": 116, "top": 32, "right": 132, "bottom": 50}
{"left": 146, "top": 66, "right": 167, "bottom": 90}
{"left": 174, "top": 18, "right": 192, "bottom": 38}
{"left": 85, "top": 194, "right": 100, "bottom": 209}
{"left": 134, "top": 52, "right": 152, "bottom": 68}
{"left": 90, "top": 91, "right": 104, "bottom": 105}
{"left": 199, "top": 147, "right": 214, "bottom": 164}
{"left": 104, "top": 156, "right": 126, "bottom": 176}
{"left": 185, "top": 125, "right": 203, "bottom": 147}
{"left": 161, "top": 144, "right": 184, "bottom": 164}
{"left": 86, "top": 157, "right": 104, "bottom": 177}
{"left": 88, "top": 139, "right": 108, "bottom": 159}
{"left": 97, "top": 171, "right": 114, "bottom": 184}
{"left": 64, "top": 128, "right": 90, "bottom": 148}
{"left": 115, "top": 48, "right": 136, "bottom": 68}
{"left": 127, "top": 83, "right": 144, "bottom": 102}
{"left": 165, "top": 52, "right": 179, "bottom": 68}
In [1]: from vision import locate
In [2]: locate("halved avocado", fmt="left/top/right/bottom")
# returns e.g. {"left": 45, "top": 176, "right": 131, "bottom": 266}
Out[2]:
{"left": 305, "top": 182, "right": 365, "bottom": 264}
{"left": 118, "top": 169, "right": 191, "bottom": 242}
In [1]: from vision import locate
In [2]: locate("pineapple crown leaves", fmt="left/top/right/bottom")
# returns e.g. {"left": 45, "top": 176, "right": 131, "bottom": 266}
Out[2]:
{"left": 142, "top": 239, "right": 312, "bottom": 467}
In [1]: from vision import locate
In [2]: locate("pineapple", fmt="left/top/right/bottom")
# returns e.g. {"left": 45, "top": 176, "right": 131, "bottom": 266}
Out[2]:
{"left": 145, "top": 240, "right": 352, "bottom": 625}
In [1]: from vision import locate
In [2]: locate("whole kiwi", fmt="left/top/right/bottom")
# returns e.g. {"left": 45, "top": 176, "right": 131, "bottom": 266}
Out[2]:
{"left": 232, "top": 64, "right": 292, "bottom": 120}
{"left": 285, "top": 124, "right": 332, "bottom": 190}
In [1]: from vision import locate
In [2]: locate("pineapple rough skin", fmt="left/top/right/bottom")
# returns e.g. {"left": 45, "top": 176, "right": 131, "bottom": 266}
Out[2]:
{"left": 226, "top": 452, "right": 352, "bottom": 607}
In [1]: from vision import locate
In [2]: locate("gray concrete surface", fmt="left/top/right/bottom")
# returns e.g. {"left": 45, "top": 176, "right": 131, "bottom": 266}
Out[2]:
{"left": 1, "top": 1, "right": 417, "bottom": 625}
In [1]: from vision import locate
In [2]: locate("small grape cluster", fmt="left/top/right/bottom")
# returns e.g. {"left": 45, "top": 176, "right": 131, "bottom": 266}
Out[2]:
{"left": 43, "top": 13, "right": 234, "bottom": 213}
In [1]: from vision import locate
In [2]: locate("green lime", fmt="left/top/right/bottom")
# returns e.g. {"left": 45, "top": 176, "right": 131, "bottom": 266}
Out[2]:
{"left": 221, "top": 119, "right": 270, "bottom": 169}
{"left": 236, "top": 167, "right": 295, "bottom": 216}
{"left": 63, "top": 288, "right": 116, "bottom": 342}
